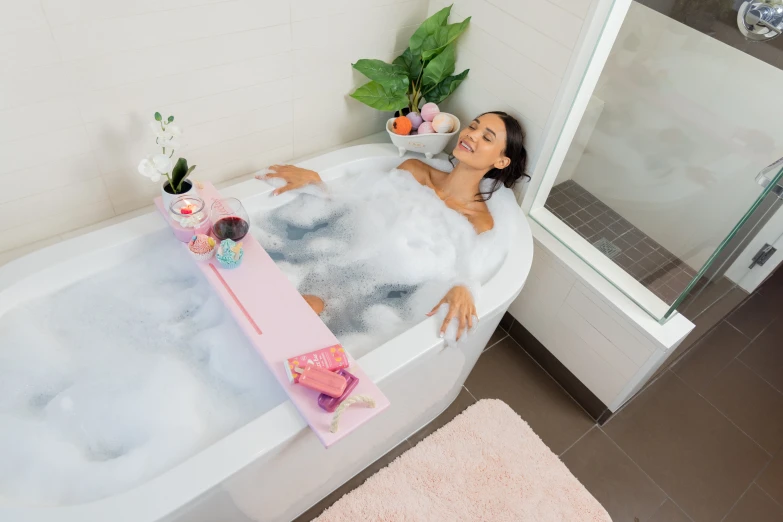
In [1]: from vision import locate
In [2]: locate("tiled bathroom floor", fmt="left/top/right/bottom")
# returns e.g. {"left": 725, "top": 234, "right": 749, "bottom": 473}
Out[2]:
{"left": 296, "top": 268, "right": 783, "bottom": 522}
{"left": 545, "top": 180, "right": 715, "bottom": 305}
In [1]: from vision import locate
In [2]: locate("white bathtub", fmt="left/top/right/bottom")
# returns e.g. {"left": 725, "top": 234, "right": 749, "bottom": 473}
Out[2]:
{"left": 0, "top": 144, "right": 533, "bottom": 522}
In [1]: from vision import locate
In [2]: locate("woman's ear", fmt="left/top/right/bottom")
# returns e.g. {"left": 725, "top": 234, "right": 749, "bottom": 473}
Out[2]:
{"left": 494, "top": 156, "right": 511, "bottom": 170}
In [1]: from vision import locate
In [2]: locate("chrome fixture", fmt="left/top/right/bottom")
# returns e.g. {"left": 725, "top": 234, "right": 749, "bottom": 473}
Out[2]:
{"left": 738, "top": 1, "right": 783, "bottom": 41}
{"left": 756, "top": 156, "right": 783, "bottom": 199}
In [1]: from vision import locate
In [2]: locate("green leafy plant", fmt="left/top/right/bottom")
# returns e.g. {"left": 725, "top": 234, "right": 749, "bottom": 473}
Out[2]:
{"left": 350, "top": 5, "right": 470, "bottom": 113}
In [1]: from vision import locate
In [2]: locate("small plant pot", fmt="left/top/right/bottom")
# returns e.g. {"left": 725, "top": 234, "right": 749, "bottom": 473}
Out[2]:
{"left": 161, "top": 179, "right": 196, "bottom": 208}
{"left": 386, "top": 114, "right": 460, "bottom": 159}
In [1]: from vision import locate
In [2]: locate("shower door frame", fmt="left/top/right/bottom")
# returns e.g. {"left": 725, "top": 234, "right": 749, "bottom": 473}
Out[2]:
{"left": 519, "top": 0, "right": 676, "bottom": 321}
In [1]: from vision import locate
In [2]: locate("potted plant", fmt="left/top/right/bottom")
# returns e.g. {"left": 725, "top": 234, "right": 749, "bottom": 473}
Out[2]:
{"left": 137, "top": 112, "right": 197, "bottom": 207}
{"left": 350, "top": 5, "right": 470, "bottom": 115}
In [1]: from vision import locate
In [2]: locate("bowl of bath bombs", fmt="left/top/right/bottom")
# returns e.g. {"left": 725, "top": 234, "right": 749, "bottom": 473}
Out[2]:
{"left": 216, "top": 239, "right": 244, "bottom": 269}
{"left": 188, "top": 234, "right": 216, "bottom": 262}
{"left": 386, "top": 110, "right": 460, "bottom": 159}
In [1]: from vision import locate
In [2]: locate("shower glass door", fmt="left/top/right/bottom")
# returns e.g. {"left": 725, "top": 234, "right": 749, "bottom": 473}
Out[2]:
{"left": 527, "top": 0, "right": 783, "bottom": 324}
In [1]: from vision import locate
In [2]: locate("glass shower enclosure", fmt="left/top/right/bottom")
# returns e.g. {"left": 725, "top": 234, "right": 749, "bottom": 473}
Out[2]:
{"left": 527, "top": 0, "right": 783, "bottom": 325}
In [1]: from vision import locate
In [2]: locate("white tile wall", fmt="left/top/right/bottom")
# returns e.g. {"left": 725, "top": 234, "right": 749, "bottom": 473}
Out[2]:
{"left": 0, "top": 0, "right": 428, "bottom": 253}
{"left": 428, "top": 0, "right": 595, "bottom": 173}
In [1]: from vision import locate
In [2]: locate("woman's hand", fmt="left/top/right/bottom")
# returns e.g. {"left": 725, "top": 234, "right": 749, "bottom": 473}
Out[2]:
{"left": 255, "top": 165, "right": 322, "bottom": 196}
{"left": 427, "top": 285, "right": 477, "bottom": 341}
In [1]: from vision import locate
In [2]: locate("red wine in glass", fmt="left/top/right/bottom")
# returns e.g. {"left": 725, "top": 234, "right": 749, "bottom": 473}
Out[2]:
{"left": 213, "top": 216, "right": 249, "bottom": 241}
{"left": 210, "top": 197, "right": 250, "bottom": 241}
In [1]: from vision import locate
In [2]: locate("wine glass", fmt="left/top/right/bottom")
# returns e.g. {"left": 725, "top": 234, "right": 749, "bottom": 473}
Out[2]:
{"left": 210, "top": 197, "right": 250, "bottom": 241}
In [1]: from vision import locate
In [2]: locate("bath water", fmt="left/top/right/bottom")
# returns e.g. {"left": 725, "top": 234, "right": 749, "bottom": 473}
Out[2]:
{"left": 0, "top": 161, "right": 518, "bottom": 507}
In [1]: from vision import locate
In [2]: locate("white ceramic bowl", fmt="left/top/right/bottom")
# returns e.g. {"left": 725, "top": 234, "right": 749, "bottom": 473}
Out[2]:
{"left": 386, "top": 114, "right": 460, "bottom": 159}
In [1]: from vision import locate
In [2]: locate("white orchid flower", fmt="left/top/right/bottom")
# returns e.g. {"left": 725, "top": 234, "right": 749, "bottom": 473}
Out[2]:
{"left": 149, "top": 121, "right": 183, "bottom": 140}
{"left": 158, "top": 137, "right": 180, "bottom": 150}
{"left": 137, "top": 157, "right": 162, "bottom": 182}
{"left": 152, "top": 153, "right": 172, "bottom": 174}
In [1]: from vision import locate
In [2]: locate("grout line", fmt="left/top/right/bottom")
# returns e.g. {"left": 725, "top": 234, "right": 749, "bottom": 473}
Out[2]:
{"left": 482, "top": 331, "right": 508, "bottom": 352}
{"left": 755, "top": 471, "right": 783, "bottom": 512}
{"left": 600, "top": 368, "right": 674, "bottom": 428}
{"left": 735, "top": 358, "right": 783, "bottom": 396}
{"left": 723, "top": 319, "right": 751, "bottom": 339}
{"left": 670, "top": 371, "right": 773, "bottom": 458}
{"left": 720, "top": 457, "right": 778, "bottom": 522}
{"left": 462, "top": 385, "right": 479, "bottom": 404}
{"left": 558, "top": 425, "right": 596, "bottom": 457}
{"left": 735, "top": 318, "right": 780, "bottom": 363}
{"left": 505, "top": 334, "right": 596, "bottom": 422}
{"left": 597, "top": 425, "right": 695, "bottom": 522}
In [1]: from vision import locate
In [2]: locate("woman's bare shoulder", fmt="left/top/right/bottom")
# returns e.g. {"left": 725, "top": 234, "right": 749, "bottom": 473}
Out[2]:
{"left": 397, "top": 158, "right": 434, "bottom": 184}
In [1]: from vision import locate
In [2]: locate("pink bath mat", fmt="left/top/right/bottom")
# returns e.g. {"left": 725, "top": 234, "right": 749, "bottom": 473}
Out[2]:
{"left": 314, "top": 399, "right": 611, "bottom": 521}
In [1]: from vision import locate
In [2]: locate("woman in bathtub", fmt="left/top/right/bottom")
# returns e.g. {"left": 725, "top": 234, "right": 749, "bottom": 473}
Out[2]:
{"left": 255, "top": 111, "right": 528, "bottom": 342}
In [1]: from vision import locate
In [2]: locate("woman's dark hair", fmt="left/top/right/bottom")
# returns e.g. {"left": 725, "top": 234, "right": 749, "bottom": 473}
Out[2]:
{"left": 477, "top": 111, "right": 529, "bottom": 201}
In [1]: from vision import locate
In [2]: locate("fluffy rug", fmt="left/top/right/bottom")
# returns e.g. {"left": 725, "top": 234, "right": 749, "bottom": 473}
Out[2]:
{"left": 315, "top": 399, "right": 610, "bottom": 521}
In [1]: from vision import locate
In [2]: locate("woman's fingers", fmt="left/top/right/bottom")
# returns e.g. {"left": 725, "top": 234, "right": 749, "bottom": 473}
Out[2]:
{"left": 440, "top": 307, "right": 456, "bottom": 336}
{"left": 427, "top": 298, "right": 445, "bottom": 317}
{"left": 273, "top": 183, "right": 299, "bottom": 196}
{"left": 456, "top": 314, "right": 467, "bottom": 340}
{"left": 467, "top": 314, "right": 474, "bottom": 331}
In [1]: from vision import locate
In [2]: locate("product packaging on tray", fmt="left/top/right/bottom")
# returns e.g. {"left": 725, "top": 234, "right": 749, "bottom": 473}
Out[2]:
{"left": 153, "top": 181, "right": 390, "bottom": 447}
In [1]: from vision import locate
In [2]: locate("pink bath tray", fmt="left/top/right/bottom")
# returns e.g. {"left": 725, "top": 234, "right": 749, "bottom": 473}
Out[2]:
{"left": 154, "top": 182, "right": 389, "bottom": 447}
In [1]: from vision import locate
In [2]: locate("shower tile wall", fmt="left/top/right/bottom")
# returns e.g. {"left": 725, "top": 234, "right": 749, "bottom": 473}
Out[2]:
{"left": 545, "top": 180, "right": 698, "bottom": 305}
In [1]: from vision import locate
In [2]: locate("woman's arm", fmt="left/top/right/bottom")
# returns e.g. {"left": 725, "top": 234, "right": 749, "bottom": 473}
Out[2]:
{"left": 427, "top": 285, "right": 476, "bottom": 340}
{"left": 255, "top": 165, "right": 322, "bottom": 195}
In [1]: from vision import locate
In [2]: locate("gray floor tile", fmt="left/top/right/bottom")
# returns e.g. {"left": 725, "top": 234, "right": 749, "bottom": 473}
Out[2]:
{"left": 293, "top": 440, "right": 411, "bottom": 521}
{"left": 724, "top": 484, "right": 783, "bottom": 522}
{"left": 465, "top": 337, "right": 594, "bottom": 455}
{"left": 561, "top": 428, "right": 666, "bottom": 522}
{"left": 407, "top": 387, "right": 476, "bottom": 447}
{"left": 703, "top": 360, "right": 783, "bottom": 455}
{"left": 727, "top": 292, "right": 782, "bottom": 338}
{"left": 673, "top": 321, "right": 751, "bottom": 393}
{"left": 604, "top": 372, "right": 769, "bottom": 522}
{"left": 739, "top": 319, "right": 783, "bottom": 393}
{"left": 758, "top": 452, "right": 783, "bottom": 507}
{"left": 484, "top": 325, "right": 507, "bottom": 351}
{"left": 648, "top": 499, "right": 691, "bottom": 522}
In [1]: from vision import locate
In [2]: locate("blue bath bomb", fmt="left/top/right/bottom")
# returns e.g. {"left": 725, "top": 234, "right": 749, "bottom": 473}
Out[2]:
{"left": 406, "top": 112, "right": 423, "bottom": 130}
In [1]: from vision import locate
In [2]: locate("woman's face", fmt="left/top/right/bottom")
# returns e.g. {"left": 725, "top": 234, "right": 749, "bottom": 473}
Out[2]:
{"left": 452, "top": 113, "right": 510, "bottom": 172}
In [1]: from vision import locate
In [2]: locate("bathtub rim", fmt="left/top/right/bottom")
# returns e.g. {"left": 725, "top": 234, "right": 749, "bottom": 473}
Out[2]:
{"left": 0, "top": 143, "right": 533, "bottom": 521}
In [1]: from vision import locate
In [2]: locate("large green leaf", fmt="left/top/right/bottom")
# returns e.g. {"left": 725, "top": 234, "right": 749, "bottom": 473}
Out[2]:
{"left": 424, "top": 69, "right": 469, "bottom": 104}
{"left": 393, "top": 48, "right": 423, "bottom": 83}
{"left": 409, "top": 5, "right": 451, "bottom": 56}
{"left": 421, "top": 17, "right": 470, "bottom": 60}
{"left": 171, "top": 158, "right": 197, "bottom": 192}
{"left": 350, "top": 81, "right": 409, "bottom": 111}
{"left": 352, "top": 59, "right": 409, "bottom": 92}
{"left": 422, "top": 44, "right": 456, "bottom": 89}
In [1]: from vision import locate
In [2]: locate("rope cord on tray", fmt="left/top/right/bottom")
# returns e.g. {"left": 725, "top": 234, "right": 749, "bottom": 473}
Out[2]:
{"left": 330, "top": 395, "right": 376, "bottom": 433}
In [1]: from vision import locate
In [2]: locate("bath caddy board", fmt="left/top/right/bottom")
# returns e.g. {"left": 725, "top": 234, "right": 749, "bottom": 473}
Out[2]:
{"left": 154, "top": 182, "right": 390, "bottom": 448}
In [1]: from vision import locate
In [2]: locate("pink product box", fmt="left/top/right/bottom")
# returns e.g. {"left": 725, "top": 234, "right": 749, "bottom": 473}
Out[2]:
{"left": 285, "top": 344, "right": 349, "bottom": 383}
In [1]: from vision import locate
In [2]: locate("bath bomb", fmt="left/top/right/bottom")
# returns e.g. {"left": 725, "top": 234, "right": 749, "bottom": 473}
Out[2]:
{"left": 417, "top": 121, "right": 435, "bottom": 134}
{"left": 188, "top": 234, "right": 216, "bottom": 261}
{"left": 432, "top": 113, "right": 454, "bottom": 134}
{"left": 216, "top": 239, "right": 244, "bottom": 269}
{"left": 420, "top": 102, "right": 440, "bottom": 122}
{"left": 405, "top": 112, "right": 423, "bottom": 130}
{"left": 391, "top": 116, "right": 412, "bottom": 136}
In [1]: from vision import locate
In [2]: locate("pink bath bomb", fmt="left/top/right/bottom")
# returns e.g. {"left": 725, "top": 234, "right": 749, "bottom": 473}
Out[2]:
{"left": 432, "top": 113, "right": 454, "bottom": 133}
{"left": 420, "top": 102, "right": 440, "bottom": 122}
{"left": 417, "top": 121, "right": 435, "bottom": 134}
{"left": 406, "top": 112, "right": 423, "bottom": 130}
